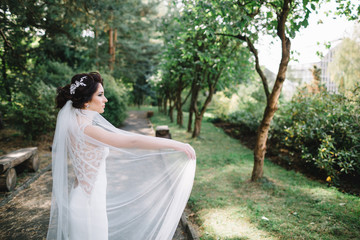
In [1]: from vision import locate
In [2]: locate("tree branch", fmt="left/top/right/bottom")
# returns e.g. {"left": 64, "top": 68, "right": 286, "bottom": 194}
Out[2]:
{"left": 0, "top": 30, "right": 13, "bottom": 49}
{"left": 245, "top": 37, "right": 270, "bottom": 100}
{"left": 181, "top": 89, "right": 192, "bottom": 106}
{"left": 216, "top": 32, "right": 270, "bottom": 100}
{"left": 274, "top": 0, "right": 292, "bottom": 88}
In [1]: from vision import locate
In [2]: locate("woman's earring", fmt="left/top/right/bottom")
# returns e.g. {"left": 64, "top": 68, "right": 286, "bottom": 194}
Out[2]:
{"left": 86, "top": 104, "right": 90, "bottom": 108}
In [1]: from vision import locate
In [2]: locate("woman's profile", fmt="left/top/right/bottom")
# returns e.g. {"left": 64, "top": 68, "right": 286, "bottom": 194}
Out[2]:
{"left": 47, "top": 72, "right": 196, "bottom": 240}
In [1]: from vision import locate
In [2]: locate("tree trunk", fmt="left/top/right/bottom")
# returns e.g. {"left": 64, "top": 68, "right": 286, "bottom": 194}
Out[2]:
{"left": 108, "top": 28, "right": 114, "bottom": 71}
{"left": 192, "top": 114, "right": 203, "bottom": 138}
{"left": 175, "top": 75, "right": 184, "bottom": 127}
{"left": 176, "top": 106, "right": 183, "bottom": 126}
{"left": 113, "top": 29, "right": 117, "bottom": 66}
{"left": 175, "top": 94, "right": 183, "bottom": 126}
{"left": 191, "top": 71, "right": 219, "bottom": 138}
{"left": 0, "top": 112, "right": 4, "bottom": 130}
{"left": 187, "top": 86, "right": 199, "bottom": 132}
{"left": 187, "top": 108, "right": 193, "bottom": 132}
{"left": 95, "top": 27, "right": 99, "bottom": 67}
{"left": 2, "top": 42, "right": 11, "bottom": 102}
{"left": 163, "top": 96, "right": 167, "bottom": 114}
{"left": 169, "top": 99, "right": 174, "bottom": 122}
{"left": 177, "top": 89, "right": 191, "bottom": 127}
{"left": 251, "top": 1, "right": 291, "bottom": 181}
{"left": 157, "top": 97, "right": 162, "bottom": 113}
{"left": 251, "top": 74, "right": 288, "bottom": 180}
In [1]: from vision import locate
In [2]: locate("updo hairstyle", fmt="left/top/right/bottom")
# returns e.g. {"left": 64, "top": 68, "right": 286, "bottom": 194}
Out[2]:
{"left": 56, "top": 72, "right": 104, "bottom": 109}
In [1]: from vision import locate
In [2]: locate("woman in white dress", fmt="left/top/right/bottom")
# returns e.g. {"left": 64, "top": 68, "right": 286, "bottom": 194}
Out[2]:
{"left": 47, "top": 72, "right": 196, "bottom": 240}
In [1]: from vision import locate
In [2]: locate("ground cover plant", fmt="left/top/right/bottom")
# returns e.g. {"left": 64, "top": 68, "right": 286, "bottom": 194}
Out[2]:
{"left": 149, "top": 107, "right": 360, "bottom": 240}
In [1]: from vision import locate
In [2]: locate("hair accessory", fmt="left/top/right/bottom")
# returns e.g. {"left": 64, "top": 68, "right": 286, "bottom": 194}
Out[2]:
{"left": 70, "top": 76, "right": 87, "bottom": 95}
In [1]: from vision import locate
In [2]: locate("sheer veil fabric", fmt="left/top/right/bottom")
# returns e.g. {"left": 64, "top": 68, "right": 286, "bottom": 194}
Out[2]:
{"left": 47, "top": 101, "right": 196, "bottom": 240}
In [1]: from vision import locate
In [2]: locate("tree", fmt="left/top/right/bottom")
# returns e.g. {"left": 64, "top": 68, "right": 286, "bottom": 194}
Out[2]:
{"left": 0, "top": 0, "right": 161, "bottom": 138}
{"left": 157, "top": 0, "right": 253, "bottom": 137}
{"left": 207, "top": 0, "right": 360, "bottom": 181}
{"left": 194, "top": 0, "right": 323, "bottom": 180}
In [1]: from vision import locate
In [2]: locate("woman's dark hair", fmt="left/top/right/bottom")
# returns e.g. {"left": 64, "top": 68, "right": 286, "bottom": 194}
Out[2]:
{"left": 56, "top": 72, "right": 104, "bottom": 109}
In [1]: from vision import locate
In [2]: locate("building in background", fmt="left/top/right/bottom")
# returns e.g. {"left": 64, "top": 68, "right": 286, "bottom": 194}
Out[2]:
{"left": 319, "top": 46, "right": 339, "bottom": 93}
{"left": 286, "top": 44, "right": 340, "bottom": 94}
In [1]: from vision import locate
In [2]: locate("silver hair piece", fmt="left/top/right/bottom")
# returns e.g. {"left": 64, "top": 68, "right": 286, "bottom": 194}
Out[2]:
{"left": 70, "top": 76, "right": 87, "bottom": 95}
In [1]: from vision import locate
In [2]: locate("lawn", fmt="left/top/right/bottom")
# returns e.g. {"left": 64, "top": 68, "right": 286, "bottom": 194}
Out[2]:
{"left": 147, "top": 107, "right": 360, "bottom": 240}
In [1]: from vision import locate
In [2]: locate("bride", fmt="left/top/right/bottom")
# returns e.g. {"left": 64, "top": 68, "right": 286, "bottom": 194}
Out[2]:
{"left": 46, "top": 72, "right": 196, "bottom": 240}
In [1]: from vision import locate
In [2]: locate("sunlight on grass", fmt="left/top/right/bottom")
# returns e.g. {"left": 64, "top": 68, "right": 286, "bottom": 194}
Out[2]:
{"left": 200, "top": 207, "right": 277, "bottom": 240}
{"left": 141, "top": 107, "right": 360, "bottom": 240}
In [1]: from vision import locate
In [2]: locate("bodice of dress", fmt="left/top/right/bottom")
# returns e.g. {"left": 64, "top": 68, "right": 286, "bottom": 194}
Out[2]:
{"left": 71, "top": 137, "right": 109, "bottom": 196}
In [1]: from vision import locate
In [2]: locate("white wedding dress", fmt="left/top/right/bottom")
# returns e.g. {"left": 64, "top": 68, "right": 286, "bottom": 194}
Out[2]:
{"left": 69, "top": 145, "right": 109, "bottom": 240}
{"left": 47, "top": 101, "right": 196, "bottom": 240}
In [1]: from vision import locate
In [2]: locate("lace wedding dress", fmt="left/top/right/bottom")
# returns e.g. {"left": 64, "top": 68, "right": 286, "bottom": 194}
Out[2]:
{"left": 69, "top": 145, "right": 109, "bottom": 240}
{"left": 46, "top": 101, "right": 196, "bottom": 240}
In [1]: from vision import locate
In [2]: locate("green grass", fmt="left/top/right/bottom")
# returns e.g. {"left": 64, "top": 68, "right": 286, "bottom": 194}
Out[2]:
{"left": 143, "top": 107, "right": 360, "bottom": 240}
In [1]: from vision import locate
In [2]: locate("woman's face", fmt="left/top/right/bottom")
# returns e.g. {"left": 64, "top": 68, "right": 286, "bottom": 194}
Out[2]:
{"left": 86, "top": 84, "right": 108, "bottom": 114}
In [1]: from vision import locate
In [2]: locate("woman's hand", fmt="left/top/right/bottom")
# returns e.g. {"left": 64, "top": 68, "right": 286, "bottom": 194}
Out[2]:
{"left": 174, "top": 143, "right": 196, "bottom": 160}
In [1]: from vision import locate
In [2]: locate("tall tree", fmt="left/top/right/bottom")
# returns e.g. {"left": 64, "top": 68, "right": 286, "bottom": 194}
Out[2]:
{"left": 206, "top": 0, "right": 359, "bottom": 181}
{"left": 197, "top": 0, "right": 320, "bottom": 180}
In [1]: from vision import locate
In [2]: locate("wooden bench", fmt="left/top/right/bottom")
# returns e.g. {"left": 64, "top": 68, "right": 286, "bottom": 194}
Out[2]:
{"left": 155, "top": 125, "right": 171, "bottom": 139}
{"left": 0, "top": 147, "right": 39, "bottom": 191}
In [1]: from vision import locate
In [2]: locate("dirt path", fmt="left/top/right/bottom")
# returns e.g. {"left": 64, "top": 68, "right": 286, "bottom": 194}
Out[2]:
{"left": 0, "top": 111, "right": 187, "bottom": 240}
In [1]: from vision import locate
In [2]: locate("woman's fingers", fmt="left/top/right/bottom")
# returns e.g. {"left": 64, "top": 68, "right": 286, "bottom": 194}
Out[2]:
{"left": 185, "top": 144, "right": 196, "bottom": 160}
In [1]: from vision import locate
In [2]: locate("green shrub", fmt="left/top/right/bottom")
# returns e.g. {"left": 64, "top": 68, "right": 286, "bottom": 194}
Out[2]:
{"left": 36, "top": 61, "right": 75, "bottom": 87}
{"left": 6, "top": 81, "right": 57, "bottom": 140}
{"left": 101, "top": 74, "right": 128, "bottom": 127}
{"left": 226, "top": 102, "right": 263, "bottom": 135}
{"left": 213, "top": 83, "right": 360, "bottom": 185}
{"left": 214, "top": 83, "right": 266, "bottom": 135}
{"left": 271, "top": 89, "right": 360, "bottom": 184}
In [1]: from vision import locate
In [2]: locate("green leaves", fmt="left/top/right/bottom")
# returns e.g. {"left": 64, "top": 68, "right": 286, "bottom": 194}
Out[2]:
{"left": 271, "top": 90, "right": 360, "bottom": 185}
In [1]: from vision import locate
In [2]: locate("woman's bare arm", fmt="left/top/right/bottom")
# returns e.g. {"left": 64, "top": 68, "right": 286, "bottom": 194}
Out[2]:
{"left": 84, "top": 125, "right": 196, "bottom": 159}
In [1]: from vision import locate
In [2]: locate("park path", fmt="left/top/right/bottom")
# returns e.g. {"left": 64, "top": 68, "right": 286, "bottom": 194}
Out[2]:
{"left": 0, "top": 110, "right": 187, "bottom": 240}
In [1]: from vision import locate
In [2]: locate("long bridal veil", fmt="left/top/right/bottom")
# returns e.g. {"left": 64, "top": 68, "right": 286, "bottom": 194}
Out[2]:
{"left": 47, "top": 101, "right": 196, "bottom": 240}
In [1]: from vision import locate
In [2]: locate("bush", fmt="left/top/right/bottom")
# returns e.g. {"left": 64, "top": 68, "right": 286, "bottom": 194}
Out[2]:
{"left": 226, "top": 101, "right": 263, "bottom": 135}
{"left": 101, "top": 74, "right": 128, "bottom": 127}
{"left": 5, "top": 81, "right": 57, "bottom": 140}
{"left": 213, "top": 83, "right": 360, "bottom": 186}
{"left": 36, "top": 61, "right": 75, "bottom": 87}
{"left": 226, "top": 87, "right": 266, "bottom": 135}
{"left": 271, "top": 89, "right": 360, "bottom": 184}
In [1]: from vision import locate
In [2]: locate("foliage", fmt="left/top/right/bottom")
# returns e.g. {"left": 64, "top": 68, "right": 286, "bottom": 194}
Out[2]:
{"left": 213, "top": 82, "right": 267, "bottom": 135}
{"left": 332, "top": 0, "right": 360, "bottom": 21}
{"left": 36, "top": 61, "right": 75, "bottom": 87}
{"left": 0, "top": 0, "right": 159, "bottom": 137}
{"left": 270, "top": 89, "right": 360, "bottom": 184}
{"left": 5, "top": 82, "right": 57, "bottom": 140}
{"left": 149, "top": 106, "right": 360, "bottom": 240}
{"left": 213, "top": 81, "right": 360, "bottom": 185}
{"left": 101, "top": 74, "right": 128, "bottom": 127}
{"left": 155, "top": 0, "right": 255, "bottom": 136}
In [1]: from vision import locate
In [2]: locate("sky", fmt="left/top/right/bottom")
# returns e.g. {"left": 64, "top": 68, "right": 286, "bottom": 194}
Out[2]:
{"left": 257, "top": 1, "right": 356, "bottom": 73}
